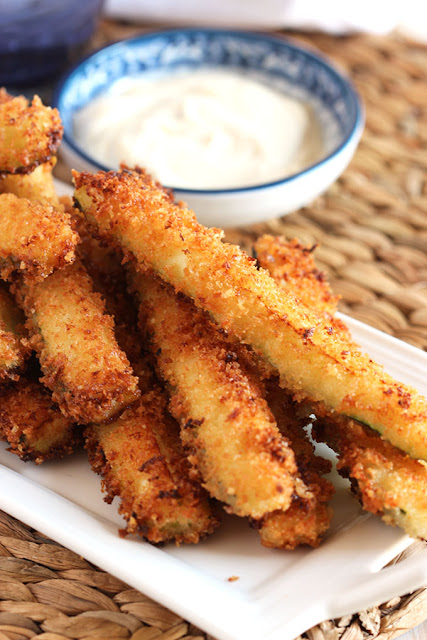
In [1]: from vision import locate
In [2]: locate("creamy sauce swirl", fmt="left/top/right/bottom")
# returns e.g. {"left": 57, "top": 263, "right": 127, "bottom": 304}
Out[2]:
{"left": 74, "top": 69, "right": 324, "bottom": 190}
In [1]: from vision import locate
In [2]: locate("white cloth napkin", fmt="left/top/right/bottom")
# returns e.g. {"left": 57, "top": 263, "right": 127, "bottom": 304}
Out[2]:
{"left": 104, "top": 0, "right": 427, "bottom": 38}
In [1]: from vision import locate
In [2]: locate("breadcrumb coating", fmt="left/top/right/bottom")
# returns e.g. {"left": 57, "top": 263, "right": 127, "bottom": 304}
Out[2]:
{"left": 133, "top": 272, "right": 297, "bottom": 519}
{"left": 0, "top": 158, "right": 61, "bottom": 208}
{"left": 73, "top": 168, "right": 427, "bottom": 461}
{"left": 0, "top": 283, "right": 28, "bottom": 381}
{"left": 263, "top": 235, "right": 427, "bottom": 540}
{"left": 71, "top": 209, "right": 149, "bottom": 381}
{"left": 0, "top": 376, "right": 82, "bottom": 463}
{"left": 70, "top": 218, "right": 219, "bottom": 543}
{"left": 256, "top": 385, "right": 333, "bottom": 549}
{"left": 254, "top": 235, "right": 353, "bottom": 342}
{"left": 0, "top": 89, "right": 62, "bottom": 174}
{"left": 313, "top": 415, "right": 427, "bottom": 540}
{"left": 86, "top": 388, "right": 219, "bottom": 545}
{"left": 254, "top": 235, "right": 339, "bottom": 316}
{"left": 0, "top": 193, "right": 77, "bottom": 281}
{"left": 13, "top": 261, "right": 140, "bottom": 424}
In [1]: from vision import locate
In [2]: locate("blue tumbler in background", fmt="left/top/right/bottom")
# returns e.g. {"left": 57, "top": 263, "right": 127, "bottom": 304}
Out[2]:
{"left": 0, "top": 0, "right": 104, "bottom": 87}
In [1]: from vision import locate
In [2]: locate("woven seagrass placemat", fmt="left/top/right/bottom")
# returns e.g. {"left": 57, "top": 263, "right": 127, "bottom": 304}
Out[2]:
{"left": 21, "top": 18, "right": 427, "bottom": 640}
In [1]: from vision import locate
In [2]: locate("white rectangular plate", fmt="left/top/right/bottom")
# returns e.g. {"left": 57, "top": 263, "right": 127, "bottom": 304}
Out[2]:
{"left": 1, "top": 316, "right": 427, "bottom": 640}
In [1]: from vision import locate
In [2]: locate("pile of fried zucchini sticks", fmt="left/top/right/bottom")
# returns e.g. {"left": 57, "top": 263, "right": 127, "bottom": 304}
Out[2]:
{"left": 1, "top": 88, "right": 427, "bottom": 548}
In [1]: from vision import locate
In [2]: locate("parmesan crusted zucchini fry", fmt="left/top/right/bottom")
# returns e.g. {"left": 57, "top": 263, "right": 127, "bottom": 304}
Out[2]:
{"left": 0, "top": 159, "right": 61, "bottom": 208}
{"left": 0, "top": 283, "right": 28, "bottom": 381}
{"left": 256, "top": 386, "right": 333, "bottom": 549}
{"left": 0, "top": 89, "right": 62, "bottom": 174}
{"left": 86, "top": 388, "right": 219, "bottom": 545}
{"left": 254, "top": 235, "right": 339, "bottom": 316}
{"left": 73, "top": 168, "right": 427, "bottom": 461}
{"left": 78, "top": 228, "right": 219, "bottom": 544}
{"left": 254, "top": 234, "right": 351, "bottom": 340}
{"left": 133, "top": 272, "right": 297, "bottom": 519}
{"left": 263, "top": 235, "right": 427, "bottom": 540}
{"left": 313, "top": 415, "right": 427, "bottom": 540}
{"left": 0, "top": 377, "right": 81, "bottom": 463}
{"left": 71, "top": 210, "right": 148, "bottom": 378}
{"left": 13, "top": 261, "right": 140, "bottom": 424}
{"left": 248, "top": 238, "right": 334, "bottom": 547}
{"left": 0, "top": 193, "right": 77, "bottom": 281}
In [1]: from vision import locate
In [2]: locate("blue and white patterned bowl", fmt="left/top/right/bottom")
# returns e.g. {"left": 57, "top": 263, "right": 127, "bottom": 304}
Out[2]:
{"left": 54, "top": 29, "right": 364, "bottom": 227}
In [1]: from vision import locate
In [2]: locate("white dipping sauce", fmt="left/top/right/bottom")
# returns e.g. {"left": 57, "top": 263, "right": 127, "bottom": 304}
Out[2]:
{"left": 74, "top": 69, "right": 324, "bottom": 190}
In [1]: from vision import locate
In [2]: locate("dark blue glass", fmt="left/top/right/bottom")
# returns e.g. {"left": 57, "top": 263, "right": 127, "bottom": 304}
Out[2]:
{"left": 0, "top": 0, "right": 104, "bottom": 87}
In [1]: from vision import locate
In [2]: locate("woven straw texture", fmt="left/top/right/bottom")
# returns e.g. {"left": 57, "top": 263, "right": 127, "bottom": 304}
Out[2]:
{"left": 24, "top": 18, "right": 427, "bottom": 640}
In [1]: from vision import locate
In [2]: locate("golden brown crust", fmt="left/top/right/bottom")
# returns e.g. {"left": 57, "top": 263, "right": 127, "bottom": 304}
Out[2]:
{"left": 313, "top": 415, "right": 427, "bottom": 539}
{"left": 0, "top": 377, "right": 82, "bottom": 463}
{"left": 255, "top": 384, "right": 333, "bottom": 549}
{"left": 0, "top": 193, "right": 77, "bottom": 281}
{"left": 85, "top": 388, "right": 219, "bottom": 545}
{"left": 0, "top": 283, "right": 28, "bottom": 381}
{"left": 261, "top": 235, "right": 427, "bottom": 540}
{"left": 255, "top": 235, "right": 353, "bottom": 341}
{"left": 0, "top": 158, "right": 61, "bottom": 208}
{"left": 133, "top": 272, "right": 297, "bottom": 519}
{"left": 13, "top": 260, "right": 140, "bottom": 424}
{"left": 76, "top": 226, "right": 218, "bottom": 544}
{"left": 71, "top": 210, "right": 149, "bottom": 382}
{"left": 246, "top": 236, "right": 336, "bottom": 547}
{"left": 0, "top": 90, "right": 63, "bottom": 175}
{"left": 254, "top": 236, "right": 338, "bottom": 314}
{"left": 73, "top": 168, "right": 427, "bottom": 461}
{"left": 255, "top": 495, "right": 332, "bottom": 549}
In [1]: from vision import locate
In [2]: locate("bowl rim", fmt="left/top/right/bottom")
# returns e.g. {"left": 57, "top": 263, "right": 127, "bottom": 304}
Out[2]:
{"left": 53, "top": 27, "right": 364, "bottom": 196}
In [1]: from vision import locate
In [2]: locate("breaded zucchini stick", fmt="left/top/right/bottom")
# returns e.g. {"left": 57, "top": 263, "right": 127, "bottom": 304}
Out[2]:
{"left": 133, "top": 272, "right": 297, "bottom": 519}
{"left": 0, "top": 89, "right": 62, "bottom": 174}
{"left": 254, "top": 234, "right": 351, "bottom": 339}
{"left": 0, "top": 283, "right": 28, "bottom": 381}
{"left": 71, "top": 209, "right": 148, "bottom": 377}
{"left": 242, "top": 238, "right": 334, "bottom": 547}
{"left": 0, "top": 159, "right": 61, "bottom": 208}
{"left": 256, "top": 386, "right": 333, "bottom": 549}
{"left": 264, "top": 235, "right": 427, "bottom": 540}
{"left": 0, "top": 377, "right": 81, "bottom": 463}
{"left": 134, "top": 269, "right": 331, "bottom": 545}
{"left": 254, "top": 235, "right": 339, "bottom": 316}
{"left": 313, "top": 415, "right": 427, "bottom": 539}
{"left": 13, "top": 261, "right": 140, "bottom": 424}
{"left": 74, "top": 168, "right": 427, "bottom": 461}
{"left": 84, "top": 226, "right": 326, "bottom": 544}
{"left": 0, "top": 193, "right": 77, "bottom": 281}
{"left": 86, "top": 388, "right": 219, "bottom": 545}
{"left": 78, "top": 227, "right": 219, "bottom": 544}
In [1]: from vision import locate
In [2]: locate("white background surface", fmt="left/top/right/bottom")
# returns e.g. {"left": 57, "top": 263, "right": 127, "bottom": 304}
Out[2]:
{"left": 104, "top": 0, "right": 427, "bottom": 41}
